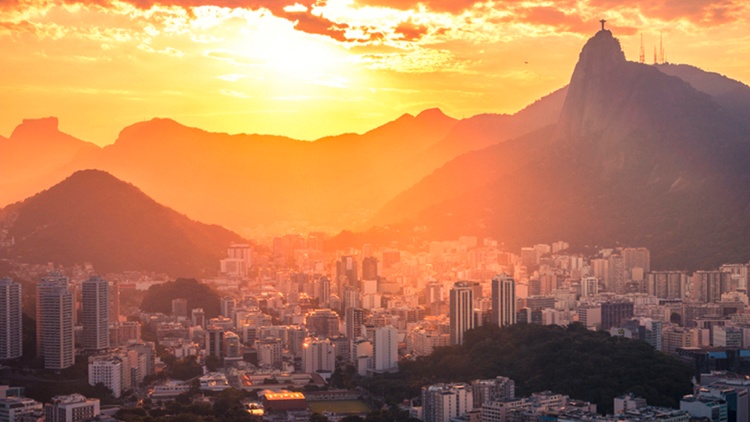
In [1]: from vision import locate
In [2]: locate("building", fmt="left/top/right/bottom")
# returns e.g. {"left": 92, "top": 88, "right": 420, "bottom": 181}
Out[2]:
{"left": 171, "top": 299, "right": 188, "bottom": 318}
{"left": 607, "top": 254, "right": 625, "bottom": 294}
{"left": 482, "top": 398, "right": 532, "bottom": 422}
{"left": 411, "top": 328, "right": 450, "bottom": 357}
{"left": 262, "top": 392, "right": 308, "bottom": 412}
{"left": 44, "top": 394, "right": 100, "bottom": 422}
{"left": 82, "top": 276, "right": 110, "bottom": 351}
{"left": 491, "top": 274, "right": 516, "bottom": 328}
{"left": 472, "top": 377, "right": 515, "bottom": 408}
{"left": 693, "top": 271, "right": 733, "bottom": 304}
{"left": 88, "top": 356, "right": 123, "bottom": 398}
{"left": 713, "top": 326, "right": 744, "bottom": 348}
{"left": 220, "top": 296, "right": 236, "bottom": 321}
{"left": 305, "top": 309, "right": 340, "bottom": 338}
{"left": 37, "top": 275, "right": 75, "bottom": 370}
{"left": 224, "top": 331, "right": 241, "bottom": 358}
{"left": 345, "top": 308, "right": 365, "bottom": 341}
{"left": 577, "top": 305, "right": 601, "bottom": 329}
{"left": 0, "top": 396, "right": 43, "bottom": 422}
{"left": 108, "top": 281, "right": 120, "bottom": 324}
{"left": 222, "top": 244, "right": 252, "bottom": 277}
{"left": 257, "top": 337, "right": 283, "bottom": 369}
{"left": 580, "top": 277, "right": 599, "bottom": 297}
{"left": 601, "top": 301, "right": 634, "bottom": 331}
{"left": 680, "top": 395, "right": 728, "bottom": 422}
{"left": 337, "top": 256, "right": 358, "bottom": 289}
{"left": 450, "top": 282, "right": 475, "bottom": 346}
{"left": 372, "top": 325, "right": 398, "bottom": 373}
{"left": 422, "top": 383, "right": 473, "bottom": 422}
{"left": 191, "top": 308, "right": 205, "bottom": 328}
{"left": 302, "top": 338, "right": 336, "bottom": 374}
{"left": 648, "top": 271, "right": 688, "bottom": 300}
{"left": 205, "top": 326, "right": 224, "bottom": 358}
{"left": 362, "top": 257, "right": 379, "bottom": 281}
{"left": 0, "top": 279, "right": 22, "bottom": 360}
{"left": 315, "top": 277, "right": 331, "bottom": 307}
{"left": 622, "top": 247, "right": 651, "bottom": 277}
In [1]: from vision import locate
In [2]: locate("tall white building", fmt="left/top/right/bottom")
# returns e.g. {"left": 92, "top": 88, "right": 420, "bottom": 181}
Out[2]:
{"left": 257, "top": 337, "right": 283, "bottom": 369}
{"left": 450, "top": 282, "right": 475, "bottom": 346}
{"left": 491, "top": 274, "right": 516, "bottom": 327}
{"left": 422, "top": 383, "right": 473, "bottom": 422}
{"left": 37, "top": 275, "right": 74, "bottom": 369}
{"left": 0, "top": 278, "right": 22, "bottom": 360}
{"left": 44, "top": 394, "right": 100, "bottom": 422}
{"left": 580, "top": 277, "right": 599, "bottom": 297}
{"left": 88, "top": 356, "right": 123, "bottom": 398}
{"left": 372, "top": 325, "right": 398, "bottom": 372}
{"left": 302, "top": 337, "right": 336, "bottom": 374}
{"left": 82, "top": 276, "right": 109, "bottom": 351}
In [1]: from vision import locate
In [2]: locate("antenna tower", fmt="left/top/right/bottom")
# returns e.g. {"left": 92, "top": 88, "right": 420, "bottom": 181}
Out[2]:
{"left": 639, "top": 33, "right": 645, "bottom": 63}
{"left": 659, "top": 33, "right": 664, "bottom": 64}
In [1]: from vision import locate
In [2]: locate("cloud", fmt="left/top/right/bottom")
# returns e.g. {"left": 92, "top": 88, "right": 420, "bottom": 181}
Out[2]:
{"left": 356, "top": 0, "right": 481, "bottom": 14}
{"left": 588, "top": 0, "right": 747, "bottom": 26}
{"left": 394, "top": 19, "right": 428, "bottom": 41}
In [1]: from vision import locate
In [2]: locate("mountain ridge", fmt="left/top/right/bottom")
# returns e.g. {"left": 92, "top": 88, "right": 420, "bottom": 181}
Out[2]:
{"left": 0, "top": 169, "right": 244, "bottom": 276}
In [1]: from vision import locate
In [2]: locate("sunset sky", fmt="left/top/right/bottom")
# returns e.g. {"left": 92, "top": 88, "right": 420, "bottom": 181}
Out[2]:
{"left": 2, "top": 0, "right": 749, "bottom": 146}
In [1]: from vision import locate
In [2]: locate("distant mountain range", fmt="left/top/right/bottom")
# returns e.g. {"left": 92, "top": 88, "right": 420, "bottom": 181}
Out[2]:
{"left": 2, "top": 29, "right": 749, "bottom": 271}
{"left": 0, "top": 170, "right": 243, "bottom": 276}
{"left": 0, "top": 90, "right": 564, "bottom": 234}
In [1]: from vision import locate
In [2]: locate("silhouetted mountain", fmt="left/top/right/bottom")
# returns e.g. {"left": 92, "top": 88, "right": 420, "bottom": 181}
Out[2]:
{"left": 365, "top": 29, "right": 750, "bottom": 270}
{"left": 656, "top": 63, "right": 750, "bottom": 131}
{"left": 0, "top": 117, "right": 99, "bottom": 210}
{"left": 2, "top": 97, "right": 563, "bottom": 234}
{"left": 0, "top": 170, "right": 243, "bottom": 276}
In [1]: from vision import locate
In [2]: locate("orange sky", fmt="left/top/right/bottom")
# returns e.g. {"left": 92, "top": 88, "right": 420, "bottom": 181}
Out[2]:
{"left": 1, "top": 0, "right": 749, "bottom": 146}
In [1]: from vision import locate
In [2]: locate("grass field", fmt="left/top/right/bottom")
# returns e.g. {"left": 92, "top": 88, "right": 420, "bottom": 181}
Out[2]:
{"left": 308, "top": 400, "right": 371, "bottom": 414}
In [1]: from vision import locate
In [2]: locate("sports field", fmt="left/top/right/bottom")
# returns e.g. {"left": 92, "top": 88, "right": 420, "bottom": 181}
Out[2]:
{"left": 308, "top": 400, "right": 371, "bottom": 414}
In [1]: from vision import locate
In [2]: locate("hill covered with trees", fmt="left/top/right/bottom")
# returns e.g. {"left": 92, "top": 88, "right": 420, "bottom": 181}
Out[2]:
{"left": 359, "top": 323, "right": 694, "bottom": 414}
{"left": 140, "top": 278, "right": 221, "bottom": 318}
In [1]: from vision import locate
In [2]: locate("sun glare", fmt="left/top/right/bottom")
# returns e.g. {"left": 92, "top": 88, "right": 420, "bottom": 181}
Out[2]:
{"left": 228, "top": 20, "right": 350, "bottom": 81}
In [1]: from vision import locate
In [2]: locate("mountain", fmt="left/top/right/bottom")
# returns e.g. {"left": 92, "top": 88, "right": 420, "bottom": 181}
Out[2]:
{"left": 0, "top": 170, "right": 244, "bottom": 276}
{"left": 655, "top": 63, "right": 750, "bottom": 131}
{"left": 364, "top": 29, "right": 750, "bottom": 270}
{"left": 0, "top": 117, "right": 99, "bottom": 209}
{"left": 1, "top": 92, "right": 564, "bottom": 235}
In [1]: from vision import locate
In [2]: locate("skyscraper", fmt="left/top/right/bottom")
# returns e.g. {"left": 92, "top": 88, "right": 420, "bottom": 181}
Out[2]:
{"left": 345, "top": 307, "right": 365, "bottom": 340}
{"left": 206, "top": 326, "right": 225, "bottom": 358}
{"left": 220, "top": 296, "right": 236, "bottom": 320}
{"left": 302, "top": 337, "right": 336, "bottom": 374}
{"left": 449, "top": 282, "right": 475, "bottom": 346}
{"left": 372, "top": 325, "right": 398, "bottom": 372}
{"left": 82, "top": 276, "right": 110, "bottom": 351}
{"left": 37, "top": 275, "right": 74, "bottom": 369}
{"left": 491, "top": 274, "right": 516, "bottom": 327}
{"left": 0, "top": 278, "right": 22, "bottom": 360}
{"left": 108, "top": 281, "right": 120, "bottom": 324}
{"left": 362, "top": 257, "right": 379, "bottom": 281}
{"left": 336, "top": 255, "right": 358, "bottom": 290}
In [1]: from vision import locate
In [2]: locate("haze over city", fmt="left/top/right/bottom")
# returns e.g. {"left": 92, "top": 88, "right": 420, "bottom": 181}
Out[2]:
{"left": 1, "top": 1, "right": 750, "bottom": 422}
